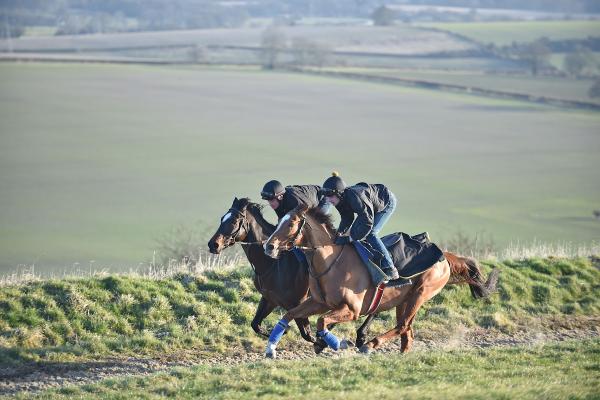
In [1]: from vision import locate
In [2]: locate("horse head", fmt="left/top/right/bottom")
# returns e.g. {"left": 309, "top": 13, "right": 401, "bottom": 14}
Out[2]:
{"left": 208, "top": 197, "right": 252, "bottom": 254}
{"left": 263, "top": 204, "right": 309, "bottom": 259}
{"left": 263, "top": 204, "right": 336, "bottom": 259}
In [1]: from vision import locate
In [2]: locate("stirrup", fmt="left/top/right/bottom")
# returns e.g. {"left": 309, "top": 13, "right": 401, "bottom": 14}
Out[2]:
{"left": 382, "top": 267, "right": 399, "bottom": 281}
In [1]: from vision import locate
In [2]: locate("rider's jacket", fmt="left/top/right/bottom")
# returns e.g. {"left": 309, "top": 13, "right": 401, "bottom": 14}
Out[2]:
{"left": 335, "top": 183, "right": 394, "bottom": 241}
{"left": 274, "top": 185, "right": 325, "bottom": 220}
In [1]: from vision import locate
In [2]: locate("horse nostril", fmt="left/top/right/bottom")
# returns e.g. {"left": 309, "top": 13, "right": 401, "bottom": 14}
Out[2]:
{"left": 266, "top": 243, "right": 275, "bottom": 251}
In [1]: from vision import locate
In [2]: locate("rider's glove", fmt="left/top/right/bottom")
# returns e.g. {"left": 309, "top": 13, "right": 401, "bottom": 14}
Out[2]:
{"left": 334, "top": 236, "right": 352, "bottom": 245}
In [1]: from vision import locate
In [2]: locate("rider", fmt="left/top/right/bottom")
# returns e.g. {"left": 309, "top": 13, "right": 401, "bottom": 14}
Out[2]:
{"left": 260, "top": 180, "right": 330, "bottom": 220}
{"left": 320, "top": 172, "right": 400, "bottom": 281}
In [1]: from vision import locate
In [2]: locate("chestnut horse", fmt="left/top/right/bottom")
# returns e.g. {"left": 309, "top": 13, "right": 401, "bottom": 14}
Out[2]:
{"left": 207, "top": 198, "right": 375, "bottom": 345}
{"left": 262, "top": 205, "right": 498, "bottom": 358}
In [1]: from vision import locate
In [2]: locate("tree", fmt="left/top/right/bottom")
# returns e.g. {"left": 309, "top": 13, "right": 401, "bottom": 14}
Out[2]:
{"left": 371, "top": 5, "right": 396, "bottom": 26}
{"left": 261, "top": 27, "right": 287, "bottom": 70}
{"left": 3, "top": 16, "right": 24, "bottom": 39}
{"left": 517, "top": 38, "right": 552, "bottom": 75}
{"left": 589, "top": 80, "right": 600, "bottom": 99}
{"left": 564, "top": 46, "right": 594, "bottom": 76}
{"left": 291, "top": 37, "right": 331, "bottom": 68}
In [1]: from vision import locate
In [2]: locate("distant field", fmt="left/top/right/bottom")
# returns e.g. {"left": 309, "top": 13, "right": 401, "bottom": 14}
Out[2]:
{"left": 326, "top": 67, "right": 600, "bottom": 104}
{"left": 23, "top": 26, "right": 57, "bottom": 37}
{"left": 0, "top": 63, "right": 599, "bottom": 273}
{"left": 418, "top": 20, "right": 600, "bottom": 45}
{"left": 0, "top": 25, "right": 476, "bottom": 56}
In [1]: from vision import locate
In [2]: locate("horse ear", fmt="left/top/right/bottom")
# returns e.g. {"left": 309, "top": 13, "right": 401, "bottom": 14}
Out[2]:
{"left": 232, "top": 197, "right": 239, "bottom": 207}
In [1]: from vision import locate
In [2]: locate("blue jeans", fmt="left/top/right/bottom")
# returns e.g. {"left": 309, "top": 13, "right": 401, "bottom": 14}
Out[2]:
{"left": 365, "top": 192, "right": 397, "bottom": 270}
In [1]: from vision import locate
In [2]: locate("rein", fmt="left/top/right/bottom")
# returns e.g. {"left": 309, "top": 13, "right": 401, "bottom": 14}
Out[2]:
{"left": 308, "top": 244, "right": 345, "bottom": 280}
{"left": 286, "top": 216, "right": 345, "bottom": 303}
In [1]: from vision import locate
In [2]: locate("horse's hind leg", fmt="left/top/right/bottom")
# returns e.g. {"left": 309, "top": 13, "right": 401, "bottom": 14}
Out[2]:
{"left": 294, "top": 318, "right": 315, "bottom": 343}
{"left": 400, "top": 327, "right": 414, "bottom": 353}
{"left": 251, "top": 297, "right": 277, "bottom": 338}
{"left": 360, "top": 287, "right": 428, "bottom": 353}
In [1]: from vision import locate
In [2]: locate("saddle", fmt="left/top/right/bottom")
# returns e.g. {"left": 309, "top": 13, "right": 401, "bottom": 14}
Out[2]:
{"left": 353, "top": 232, "right": 445, "bottom": 287}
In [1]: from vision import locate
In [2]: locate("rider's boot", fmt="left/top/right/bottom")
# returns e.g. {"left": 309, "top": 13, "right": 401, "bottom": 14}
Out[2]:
{"left": 381, "top": 262, "right": 399, "bottom": 281}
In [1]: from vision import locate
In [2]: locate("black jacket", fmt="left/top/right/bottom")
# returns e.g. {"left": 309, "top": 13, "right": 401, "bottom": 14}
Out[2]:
{"left": 275, "top": 185, "right": 324, "bottom": 220}
{"left": 336, "top": 183, "right": 393, "bottom": 241}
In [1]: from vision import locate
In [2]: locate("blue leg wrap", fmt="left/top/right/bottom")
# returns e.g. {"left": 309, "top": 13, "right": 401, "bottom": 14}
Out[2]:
{"left": 268, "top": 319, "right": 289, "bottom": 345}
{"left": 317, "top": 329, "right": 340, "bottom": 351}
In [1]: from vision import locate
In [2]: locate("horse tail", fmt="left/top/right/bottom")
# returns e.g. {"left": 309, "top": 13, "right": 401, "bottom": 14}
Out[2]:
{"left": 444, "top": 252, "right": 499, "bottom": 299}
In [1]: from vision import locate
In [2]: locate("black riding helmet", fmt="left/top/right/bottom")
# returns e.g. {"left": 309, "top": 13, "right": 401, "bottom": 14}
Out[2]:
{"left": 261, "top": 180, "right": 285, "bottom": 200}
{"left": 321, "top": 172, "right": 346, "bottom": 197}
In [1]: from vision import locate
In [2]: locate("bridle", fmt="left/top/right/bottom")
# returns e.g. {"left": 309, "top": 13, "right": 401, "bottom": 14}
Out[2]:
{"left": 221, "top": 207, "right": 265, "bottom": 248}
{"left": 279, "top": 215, "right": 330, "bottom": 251}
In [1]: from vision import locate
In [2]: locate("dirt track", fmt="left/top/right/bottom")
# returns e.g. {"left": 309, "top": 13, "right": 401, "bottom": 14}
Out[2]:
{"left": 1, "top": 316, "right": 598, "bottom": 396}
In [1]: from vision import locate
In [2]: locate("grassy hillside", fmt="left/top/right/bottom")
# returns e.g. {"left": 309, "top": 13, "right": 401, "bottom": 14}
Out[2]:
{"left": 1, "top": 257, "right": 598, "bottom": 366}
{"left": 24, "top": 339, "right": 600, "bottom": 400}
{"left": 418, "top": 20, "right": 600, "bottom": 46}
{"left": 0, "top": 63, "right": 599, "bottom": 272}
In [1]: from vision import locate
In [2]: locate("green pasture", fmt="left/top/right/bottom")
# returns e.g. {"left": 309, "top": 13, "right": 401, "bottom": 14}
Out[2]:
{"left": 22, "top": 339, "right": 600, "bottom": 400}
{"left": 325, "top": 55, "right": 521, "bottom": 72}
{"left": 419, "top": 20, "right": 600, "bottom": 46}
{"left": 325, "top": 67, "right": 600, "bottom": 103}
{"left": 0, "top": 62, "right": 599, "bottom": 273}
{"left": 1, "top": 257, "right": 598, "bottom": 366}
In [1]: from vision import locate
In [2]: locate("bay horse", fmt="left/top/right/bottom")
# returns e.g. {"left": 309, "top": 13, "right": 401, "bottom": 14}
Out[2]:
{"left": 207, "top": 197, "right": 376, "bottom": 345}
{"left": 262, "top": 204, "right": 498, "bottom": 358}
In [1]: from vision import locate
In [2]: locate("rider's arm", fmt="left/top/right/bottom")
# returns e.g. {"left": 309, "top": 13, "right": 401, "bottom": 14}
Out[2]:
{"left": 348, "top": 192, "right": 374, "bottom": 241}
{"left": 337, "top": 206, "right": 355, "bottom": 235}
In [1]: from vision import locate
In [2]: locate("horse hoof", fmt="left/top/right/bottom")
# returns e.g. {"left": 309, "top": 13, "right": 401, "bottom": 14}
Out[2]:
{"left": 359, "top": 344, "right": 371, "bottom": 354}
{"left": 356, "top": 339, "right": 365, "bottom": 348}
{"left": 340, "top": 339, "right": 354, "bottom": 350}
{"left": 314, "top": 343, "right": 326, "bottom": 354}
{"left": 265, "top": 349, "right": 276, "bottom": 359}
{"left": 265, "top": 342, "right": 277, "bottom": 359}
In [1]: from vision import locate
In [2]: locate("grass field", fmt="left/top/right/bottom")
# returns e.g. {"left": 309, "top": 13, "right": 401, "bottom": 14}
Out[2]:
{"left": 1, "top": 257, "right": 598, "bottom": 365}
{"left": 324, "top": 67, "right": 600, "bottom": 103}
{"left": 0, "top": 63, "right": 599, "bottom": 273}
{"left": 419, "top": 20, "right": 600, "bottom": 46}
{"left": 23, "top": 339, "right": 600, "bottom": 400}
{"left": 1, "top": 257, "right": 599, "bottom": 398}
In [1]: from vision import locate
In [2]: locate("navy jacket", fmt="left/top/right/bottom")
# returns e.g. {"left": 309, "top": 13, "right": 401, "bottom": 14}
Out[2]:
{"left": 274, "top": 185, "right": 324, "bottom": 220}
{"left": 336, "top": 183, "right": 393, "bottom": 241}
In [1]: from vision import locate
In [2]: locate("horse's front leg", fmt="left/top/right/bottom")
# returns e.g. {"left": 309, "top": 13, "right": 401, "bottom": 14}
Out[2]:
{"left": 265, "top": 297, "right": 329, "bottom": 358}
{"left": 315, "top": 304, "right": 360, "bottom": 351}
{"left": 294, "top": 318, "right": 315, "bottom": 343}
{"left": 251, "top": 296, "right": 276, "bottom": 338}
{"left": 356, "top": 313, "right": 376, "bottom": 349}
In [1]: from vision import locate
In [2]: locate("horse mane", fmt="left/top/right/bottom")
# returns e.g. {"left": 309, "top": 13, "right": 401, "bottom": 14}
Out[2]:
{"left": 306, "top": 206, "right": 337, "bottom": 235}
{"left": 238, "top": 198, "right": 276, "bottom": 231}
